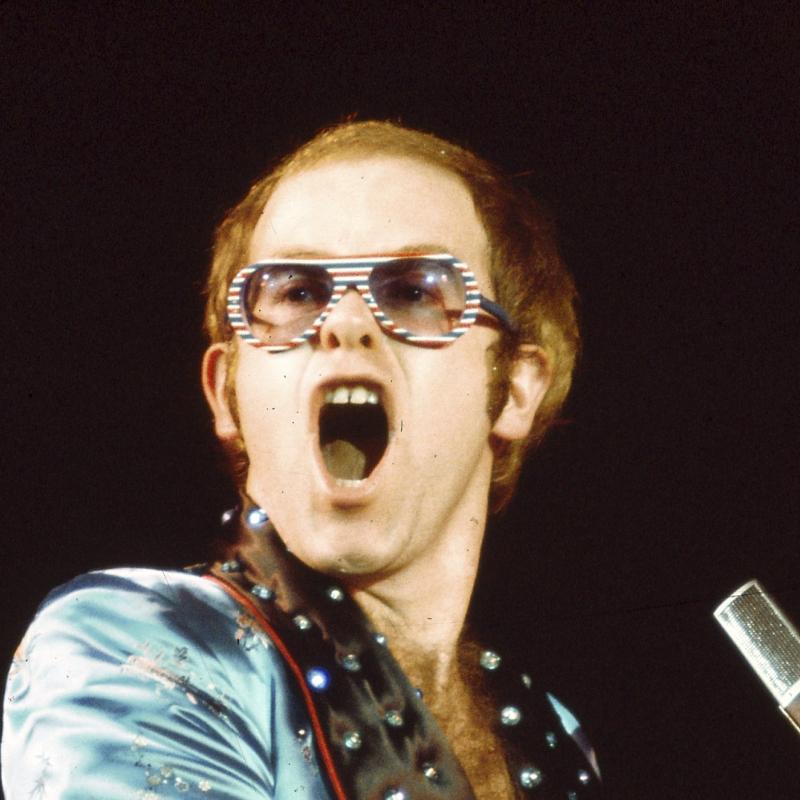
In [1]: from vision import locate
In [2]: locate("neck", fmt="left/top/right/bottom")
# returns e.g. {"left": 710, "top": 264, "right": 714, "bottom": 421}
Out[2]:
{"left": 353, "top": 588, "right": 467, "bottom": 701}
{"left": 348, "top": 502, "right": 487, "bottom": 705}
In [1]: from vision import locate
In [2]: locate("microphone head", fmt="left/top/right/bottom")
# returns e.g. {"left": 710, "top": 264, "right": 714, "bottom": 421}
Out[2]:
{"left": 714, "top": 580, "right": 800, "bottom": 716}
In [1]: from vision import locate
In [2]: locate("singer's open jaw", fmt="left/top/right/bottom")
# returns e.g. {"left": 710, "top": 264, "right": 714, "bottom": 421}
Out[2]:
{"left": 315, "top": 381, "right": 390, "bottom": 489}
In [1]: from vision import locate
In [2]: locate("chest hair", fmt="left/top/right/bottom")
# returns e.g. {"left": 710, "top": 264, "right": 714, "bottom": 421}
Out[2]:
{"left": 420, "top": 640, "right": 516, "bottom": 799}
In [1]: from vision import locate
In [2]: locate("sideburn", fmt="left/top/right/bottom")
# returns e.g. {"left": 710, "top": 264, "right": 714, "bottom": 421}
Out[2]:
{"left": 485, "top": 338, "right": 515, "bottom": 426}
{"left": 221, "top": 343, "right": 250, "bottom": 486}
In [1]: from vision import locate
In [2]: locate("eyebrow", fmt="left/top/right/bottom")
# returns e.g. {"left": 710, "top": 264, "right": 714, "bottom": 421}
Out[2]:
{"left": 268, "top": 243, "right": 456, "bottom": 259}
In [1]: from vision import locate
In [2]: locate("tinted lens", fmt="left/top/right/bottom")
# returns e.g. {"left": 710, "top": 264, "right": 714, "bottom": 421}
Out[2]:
{"left": 370, "top": 258, "right": 466, "bottom": 335}
{"left": 244, "top": 264, "right": 333, "bottom": 344}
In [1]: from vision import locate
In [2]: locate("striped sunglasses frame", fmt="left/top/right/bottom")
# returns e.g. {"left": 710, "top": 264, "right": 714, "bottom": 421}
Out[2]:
{"left": 226, "top": 253, "right": 514, "bottom": 352}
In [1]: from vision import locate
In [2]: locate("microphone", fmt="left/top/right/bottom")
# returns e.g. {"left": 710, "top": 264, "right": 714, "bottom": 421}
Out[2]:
{"left": 714, "top": 579, "right": 800, "bottom": 734}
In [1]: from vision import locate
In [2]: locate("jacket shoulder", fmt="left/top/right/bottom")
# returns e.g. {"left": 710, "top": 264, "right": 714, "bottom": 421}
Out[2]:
{"left": 3, "top": 568, "right": 329, "bottom": 799}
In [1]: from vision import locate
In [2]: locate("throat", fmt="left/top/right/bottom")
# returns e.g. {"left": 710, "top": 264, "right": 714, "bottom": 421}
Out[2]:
{"left": 319, "top": 403, "right": 388, "bottom": 481}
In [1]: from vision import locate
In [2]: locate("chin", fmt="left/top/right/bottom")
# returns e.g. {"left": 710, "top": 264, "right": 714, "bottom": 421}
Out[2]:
{"left": 291, "top": 523, "right": 401, "bottom": 580}
{"left": 299, "top": 548, "right": 387, "bottom": 579}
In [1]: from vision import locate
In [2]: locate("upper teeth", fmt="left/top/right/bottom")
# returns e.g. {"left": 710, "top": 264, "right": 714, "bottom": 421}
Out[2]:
{"left": 325, "top": 385, "right": 380, "bottom": 405}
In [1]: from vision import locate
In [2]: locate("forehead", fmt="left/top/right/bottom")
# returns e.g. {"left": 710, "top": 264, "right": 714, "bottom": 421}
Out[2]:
{"left": 249, "top": 156, "right": 490, "bottom": 276}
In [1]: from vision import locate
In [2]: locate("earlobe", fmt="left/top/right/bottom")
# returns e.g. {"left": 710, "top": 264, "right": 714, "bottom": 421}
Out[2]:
{"left": 490, "top": 345, "right": 551, "bottom": 442}
{"left": 201, "top": 343, "right": 240, "bottom": 441}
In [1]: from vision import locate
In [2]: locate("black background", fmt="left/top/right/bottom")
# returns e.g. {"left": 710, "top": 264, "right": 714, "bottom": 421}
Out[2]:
{"left": 3, "top": 4, "right": 798, "bottom": 797}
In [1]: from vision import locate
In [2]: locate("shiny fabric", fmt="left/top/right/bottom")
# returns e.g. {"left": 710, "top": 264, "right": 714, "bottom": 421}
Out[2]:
{"left": 3, "top": 568, "right": 331, "bottom": 799}
{"left": 3, "top": 507, "right": 601, "bottom": 798}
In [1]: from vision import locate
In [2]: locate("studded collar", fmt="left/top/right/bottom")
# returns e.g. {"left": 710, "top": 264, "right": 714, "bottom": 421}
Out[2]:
{"left": 203, "top": 499, "right": 601, "bottom": 799}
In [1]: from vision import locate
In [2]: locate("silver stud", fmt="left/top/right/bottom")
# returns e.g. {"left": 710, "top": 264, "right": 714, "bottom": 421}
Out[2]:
{"left": 577, "top": 769, "right": 591, "bottom": 785}
{"left": 221, "top": 560, "right": 241, "bottom": 573}
{"left": 384, "top": 709, "right": 403, "bottom": 728}
{"left": 500, "top": 705, "right": 522, "bottom": 726}
{"left": 247, "top": 507, "right": 268, "bottom": 527}
{"left": 220, "top": 508, "right": 236, "bottom": 525}
{"left": 306, "top": 667, "right": 330, "bottom": 692}
{"left": 295, "top": 727, "right": 308, "bottom": 740}
{"left": 519, "top": 765, "right": 543, "bottom": 789}
{"left": 545, "top": 731, "right": 558, "bottom": 749}
{"left": 250, "top": 584, "right": 274, "bottom": 600}
{"left": 383, "top": 788, "right": 406, "bottom": 800}
{"left": 422, "top": 762, "right": 439, "bottom": 782}
{"left": 374, "top": 632, "right": 387, "bottom": 646}
{"left": 340, "top": 653, "right": 361, "bottom": 672}
{"left": 293, "top": 614, "right": 312, "bottom": 631}
{"left": 479, "top": 650, "right": 502, "bottom": 670}
{"left": 415, "top": 687, "right": 423, "bottom": 699}
{"left": 343, "top": 730, "right": 362, "bottom": 750}
{"left": 326, "top": 586, "right": 345, "bottom": 602}
{"left": 521, "top": 672, "right": 532, "bottom": 689}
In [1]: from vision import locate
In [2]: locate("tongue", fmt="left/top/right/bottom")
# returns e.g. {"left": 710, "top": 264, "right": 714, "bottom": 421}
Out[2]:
{"left": 321, "top": 439, "right": 368, "bottom": 480}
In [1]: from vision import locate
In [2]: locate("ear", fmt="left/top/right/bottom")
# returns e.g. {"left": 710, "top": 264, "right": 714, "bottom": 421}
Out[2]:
{"left": 491, "top": 345, "right": 551, "bottom": 442}
{"left": 201, "top": 343, "right": 240, "bottom": 441}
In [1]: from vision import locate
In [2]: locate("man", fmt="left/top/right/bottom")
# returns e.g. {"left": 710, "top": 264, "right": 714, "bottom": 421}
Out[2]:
{"left": 3, "top": 121, "right": 599, "bottom": 798}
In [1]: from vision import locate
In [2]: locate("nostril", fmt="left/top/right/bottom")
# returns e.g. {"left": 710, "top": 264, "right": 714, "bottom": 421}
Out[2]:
{"left": 318, "top": 291, "right": 379, "bottom": 350}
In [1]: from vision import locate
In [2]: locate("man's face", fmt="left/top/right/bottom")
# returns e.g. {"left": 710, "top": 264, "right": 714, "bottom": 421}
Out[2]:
{"left": 208, "top": 155, "right": 522, "bottom": 582}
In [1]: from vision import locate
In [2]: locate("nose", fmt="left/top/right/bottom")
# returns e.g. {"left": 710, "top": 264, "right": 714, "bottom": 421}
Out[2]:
{"left": 318, "top": 288, "right": 380, "bottom": 350}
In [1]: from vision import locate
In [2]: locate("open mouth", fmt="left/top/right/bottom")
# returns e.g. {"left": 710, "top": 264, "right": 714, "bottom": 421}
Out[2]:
{"left": 319, "top": 384, "right": 389, "bottom": 484}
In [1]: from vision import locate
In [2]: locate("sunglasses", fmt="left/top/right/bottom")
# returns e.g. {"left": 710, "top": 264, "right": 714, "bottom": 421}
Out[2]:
{"left": 226, "top": 253, "right": 515, "bottom": 352}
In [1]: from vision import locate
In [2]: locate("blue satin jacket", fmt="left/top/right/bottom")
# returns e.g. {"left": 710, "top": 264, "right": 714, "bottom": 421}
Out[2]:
{"left": 4, "top": 568, "right": 334, "bottom": 798}
{"left": 3, "top": 509, "right": 601, "bottom": 798}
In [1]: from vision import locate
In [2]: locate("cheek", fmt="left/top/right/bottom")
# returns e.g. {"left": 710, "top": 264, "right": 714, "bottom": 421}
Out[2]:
{"left": 234, "top": 359, "right": 301, "bottom": 445}
{"left": 234, "top": 365, "right": 264, "bottom": 433}
{"left": 236, "top": 349, "right": 300, "bottom": 404}
{"left": 411, "top": 348, "right": 493, "bottom": 437}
